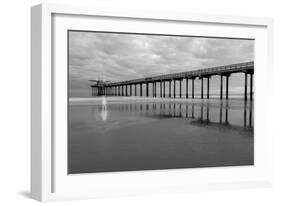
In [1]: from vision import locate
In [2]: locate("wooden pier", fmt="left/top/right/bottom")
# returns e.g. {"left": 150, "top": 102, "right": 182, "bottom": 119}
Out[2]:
{"left": 90, "top": 61, "right": 254, "bottom": 100}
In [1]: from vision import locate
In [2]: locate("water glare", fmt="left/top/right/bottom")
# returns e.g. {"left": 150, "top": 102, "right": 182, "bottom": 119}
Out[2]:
{"left": 100, "top": 96, "right": 108, "bottom": 121}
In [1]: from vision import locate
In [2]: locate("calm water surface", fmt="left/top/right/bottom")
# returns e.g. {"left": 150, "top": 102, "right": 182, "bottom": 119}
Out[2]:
{"left": 68, "top": 97, "right": 254, "bottom": 174}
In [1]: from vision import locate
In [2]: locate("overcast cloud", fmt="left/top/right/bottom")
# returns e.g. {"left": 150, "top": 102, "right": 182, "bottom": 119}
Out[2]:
{"left": 69, "top": 31, "right": 254, "bottom": 97}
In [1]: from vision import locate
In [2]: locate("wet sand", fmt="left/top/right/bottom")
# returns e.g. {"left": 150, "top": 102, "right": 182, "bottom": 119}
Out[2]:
{"left": 68, "top": 97, "right": 254, "bottom": 174}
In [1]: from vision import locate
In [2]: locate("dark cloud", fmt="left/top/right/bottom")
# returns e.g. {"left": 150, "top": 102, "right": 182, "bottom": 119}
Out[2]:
{"left": 68, "top": 31, "right": 254, "bottom": 97}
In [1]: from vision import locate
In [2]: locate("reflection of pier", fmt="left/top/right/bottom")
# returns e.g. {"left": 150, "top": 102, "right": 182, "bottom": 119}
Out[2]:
{"left": 110, "top": 101, "right": 253, "bottom": 129}
{"left": 90, "top": 61, "right": 254, "bottom": 100}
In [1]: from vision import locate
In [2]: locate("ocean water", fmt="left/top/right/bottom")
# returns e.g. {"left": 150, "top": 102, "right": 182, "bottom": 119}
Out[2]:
{"left": 68, "top": 97, "right": 254, "bottom": 174}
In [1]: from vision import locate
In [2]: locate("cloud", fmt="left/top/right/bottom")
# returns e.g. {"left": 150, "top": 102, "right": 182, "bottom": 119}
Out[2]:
{"left": 68, "top": 31, "right": 254, "bottom": 97}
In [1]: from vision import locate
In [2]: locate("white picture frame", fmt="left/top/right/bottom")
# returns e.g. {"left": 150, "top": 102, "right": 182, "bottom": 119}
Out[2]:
{"left": 31, "top": 3, "right": 274, "bottom": 202}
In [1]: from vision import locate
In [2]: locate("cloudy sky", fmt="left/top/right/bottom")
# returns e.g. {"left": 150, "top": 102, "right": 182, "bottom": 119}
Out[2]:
{"left": 68, "top": 31, "right": 254, "bottom": 97}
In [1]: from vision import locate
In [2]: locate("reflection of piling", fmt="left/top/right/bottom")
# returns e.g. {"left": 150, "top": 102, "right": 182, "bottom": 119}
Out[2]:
{"left": 200, "top": 103, "right": 203, "bottom": 120}
{"left": 179, "top": 104, "right": 182, "bottom": 117}
{"left": 225, "top": 101, "right": 229, "bottom": 124}
{"left": 219, "top": 102, "right": 223, "bottom": 124}
{"left": 249, "top": 106, "right": 252, "bottom": 128}
{"left": 113, "top": 100, "right": 253, "bottom": 129}
{"left": 244, "top": 101, "right": 247, "bottom": 127}
{"left": 206, "top": 103, "right": 209, "bottom": 121}
{"left": 192, "top": 104, "right": 194, "bottom": 118}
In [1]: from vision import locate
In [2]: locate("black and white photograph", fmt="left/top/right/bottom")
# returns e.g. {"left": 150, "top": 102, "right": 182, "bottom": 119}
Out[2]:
{"left": 68, "top": 30, "right": 254, "bottom": 174}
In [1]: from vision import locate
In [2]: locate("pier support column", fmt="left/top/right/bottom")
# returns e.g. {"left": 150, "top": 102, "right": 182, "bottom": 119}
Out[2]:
{"left": 125, "top": 85, "right": 128, "bottom": 96}
{"left": 146, "top": 82, "right": 149, "bottom": 97}
{"left": 91, "top": 87, "right": 94, "bottom": 96}
{"left": 152, "top": 82, "right": 154, "bottom": 97}
{"left": 155, "top": 82, "right": 156, "bottom": 97}
{"left": 140, "top": 83, "right": 143, "bottom": 96}
{"left": 250, "top": 73, "right": 253, "bottom": 101}
{"left": 155, "top": 82, "right": 157, "bottom": 97}
{"left": 174, "top": 80, "right": 176, "bottom": 98}
{"left": 169, "top": 81, "right": 171, "bottom": 98}
{"left": 160, "top": 81, "right": 162, "bottom": 97}
{"left": 226, "top": 75, "right": 229, "bottom": 100}
{"left": 244, "top": 73, "right": 248, "bottom": 101}
{"left": 201, "top": 77, "right": 204, "bottom": 99}
{"left": 134, "top": 84, "right": 137, "bottom": 96}
{"left": 130, "top": 84, "right": 132, "bottom": 96}
{"left": 163, "top": 81, "right": 166, "bottom": 97}
{"left": 244, "top": 102, "right": 247, "bottom": 127}
{"left": 186, "top": 78, "right": 188, "bottom": 99}
{"left": 192, "top": 78, "right": 194, "bottom": 99}
{"left": 220, "top": 75, "right": 223, "bottom": 99}
{"left": 179, "top": 79, "right": 182, "bottom": 98}
{"left": 207, "top": 77, "right": 210, "bottom": 99}
{"left": 154, "top": 82, "right": 157, "bottom": 97}
{"left": 122, "top": 85, "right": 124, "bottom": 96}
